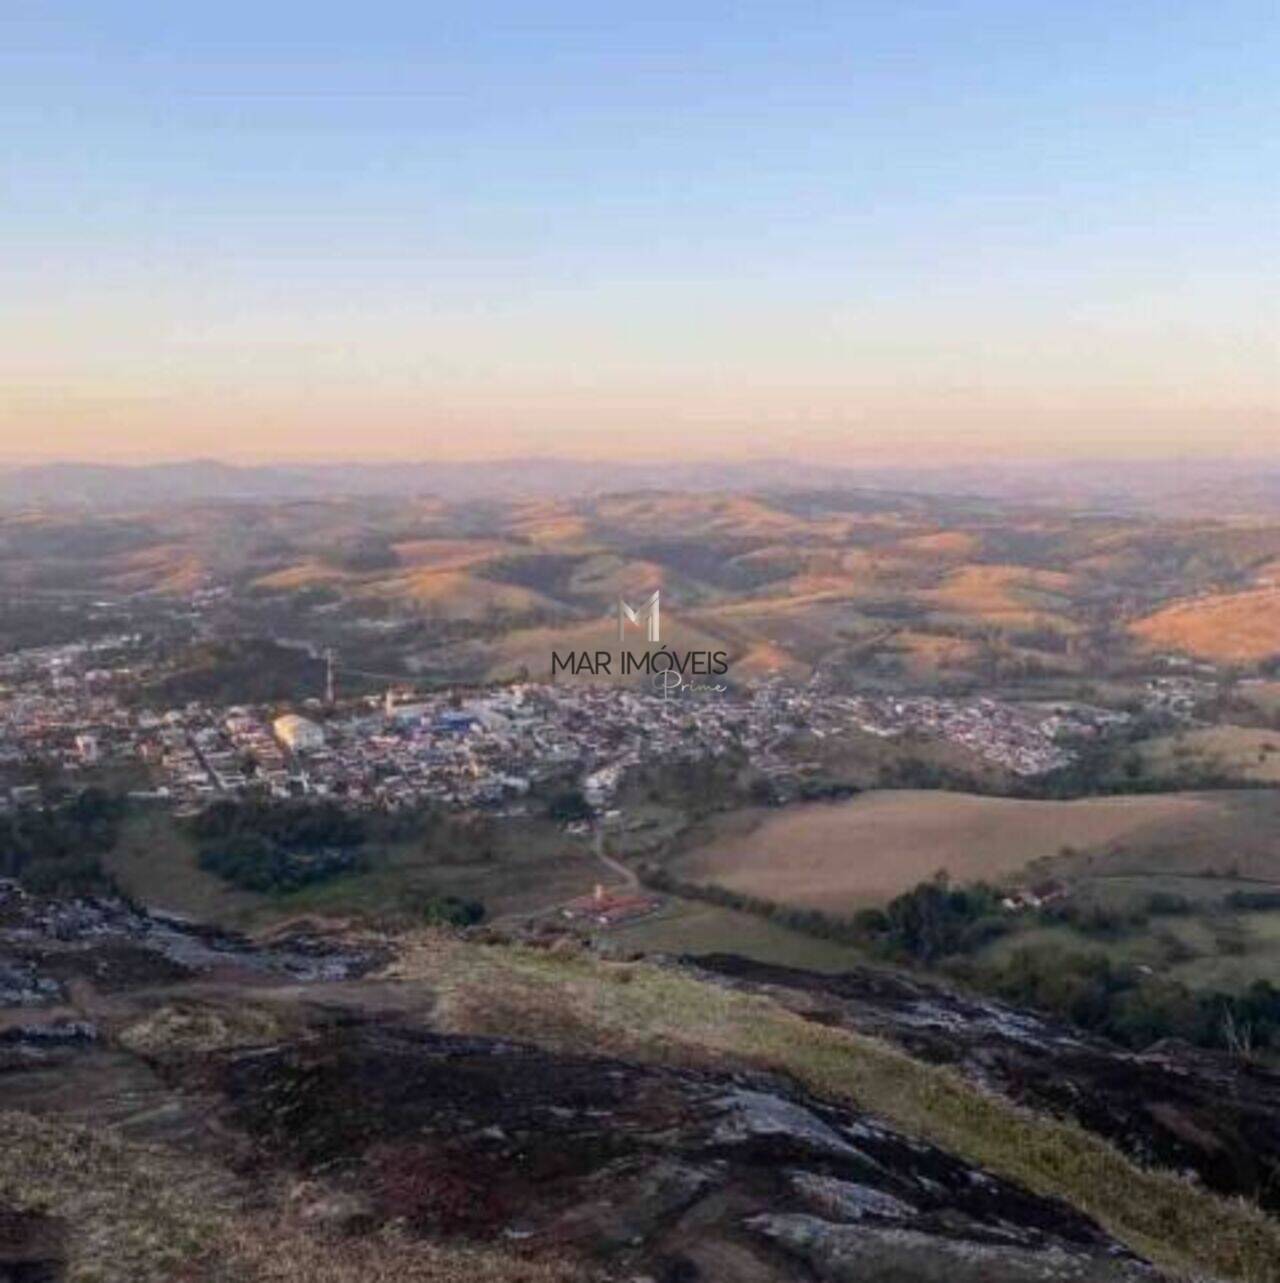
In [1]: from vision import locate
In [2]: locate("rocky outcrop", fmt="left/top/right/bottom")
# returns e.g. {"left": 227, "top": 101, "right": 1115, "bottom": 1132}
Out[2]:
{"left": 0, "top": 889, "right": 1268, "bottom": 1281}
{"left": 201, "top": 1021, "right": 1163, "bottom": 1282}
{"left": 0, "top": 880, "right": 385, "bottom": 1000}
{"left": 688, "top": 953, "right": 1280, "bottom": 1212}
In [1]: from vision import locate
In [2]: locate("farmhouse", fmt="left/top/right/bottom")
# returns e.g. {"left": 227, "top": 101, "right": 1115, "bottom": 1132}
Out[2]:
{"left": 561, "top": 884, "right": 662, "bottom": 927}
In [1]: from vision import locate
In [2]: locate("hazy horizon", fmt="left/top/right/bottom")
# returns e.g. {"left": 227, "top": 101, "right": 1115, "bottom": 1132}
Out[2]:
{"left": 3, "top": 448, "right": 1280, "bottom": 471}
{"left": 4, "top": 4, "right": 1277, "bottom": 464}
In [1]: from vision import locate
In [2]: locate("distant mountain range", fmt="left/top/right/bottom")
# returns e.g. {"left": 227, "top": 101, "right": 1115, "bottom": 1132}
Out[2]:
{"left": 2, "top": 456, "right": 1279, "bottom": 513}
{"left": 0, "top": 458, "right": 833, "bottom": 505}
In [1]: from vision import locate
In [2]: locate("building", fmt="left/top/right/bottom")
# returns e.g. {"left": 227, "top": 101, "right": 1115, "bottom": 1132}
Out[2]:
{"left": 272, "top": 714, "right": 325, "bottom": 752}
{"left": 560, "top": 883, "right": 662, "bottom": 927}
{"left": 435, "top": 711, "right": 479, "bottom": 734}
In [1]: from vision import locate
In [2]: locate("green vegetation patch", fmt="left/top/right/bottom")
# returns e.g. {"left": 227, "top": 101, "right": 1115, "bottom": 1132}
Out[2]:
{"left": 190, "top": 798, "right": 368, "bottom": 893}
{"left": 0, "top": 787, "right": 123, "bottom": 896}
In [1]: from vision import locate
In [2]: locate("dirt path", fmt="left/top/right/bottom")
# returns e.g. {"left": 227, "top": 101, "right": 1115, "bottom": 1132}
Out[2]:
{"left": 493, "top": 832, "right": 638, "bottom": 924}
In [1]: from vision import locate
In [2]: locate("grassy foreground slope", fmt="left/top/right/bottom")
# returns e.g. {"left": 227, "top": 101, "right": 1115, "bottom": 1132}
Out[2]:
{"left": 402, "top": 934, "right": 1280, "bottom": 1283}
{"left": 4, "top": 930, "right": 1280, "bottom": 1282}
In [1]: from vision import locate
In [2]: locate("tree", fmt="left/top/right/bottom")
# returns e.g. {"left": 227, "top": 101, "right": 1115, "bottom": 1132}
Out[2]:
{"left": 420, "top": 896, "right": 486, "bottom": 927}
{"left": 548, "top": 789, "right": 592, "bottom": 823}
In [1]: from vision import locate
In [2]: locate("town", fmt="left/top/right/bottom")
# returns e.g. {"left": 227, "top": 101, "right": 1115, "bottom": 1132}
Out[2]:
{"left": 0, "top": 630, "right": 1147, "bottom": 819}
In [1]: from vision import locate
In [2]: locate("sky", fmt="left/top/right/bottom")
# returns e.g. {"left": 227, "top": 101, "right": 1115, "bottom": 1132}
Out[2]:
{"left": 2, "top": 3, "right": 1277, "bottom": 465}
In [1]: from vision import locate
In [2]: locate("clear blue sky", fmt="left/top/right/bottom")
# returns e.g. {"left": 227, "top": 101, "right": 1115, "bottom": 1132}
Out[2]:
{"left": 3, "top": 3, "right": 1277, "bottom": 462}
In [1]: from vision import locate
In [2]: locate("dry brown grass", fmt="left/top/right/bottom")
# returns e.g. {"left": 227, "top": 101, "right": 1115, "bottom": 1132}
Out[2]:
{"left": 250, "top": 561, "right": 353, "bottom": 592}
{"left": 923, "top": 564, "right": 1076, "bottom": 629}
{"left": 590, "top": 493, "right": 807, "bottom": 541}
{"left": 676, "top": 789, "right": 1218, "bottom": 910}
{"left": 107, "top": 545, "right": 212, "bottom": 595}
{"left": 724, "top": 641, "right": 810, "bottom": 681}
{"left": 0, "top": 1109, "right": 593, "bottom": 1283}
{"left": 388, "top": 538, "right": 513, "bottom": 571}
{"left": 488, "top": 498, "right": 594, "bottom": 547}
{"left": 212, "top": 1219, "right": 592, "bottom": 1283}
{"left": 563, "top": 554, "right": 674, "bottom": 599}
{"left": 894, "top": 630, "right": 984, "bottom": 676}
{"left": 1132, "top": 587, "right": 1280, "bottom": 662}
{"left": 361, "top": 570, "right": 559, "bottom": 620}
{"left": 116, "top": 999, "right": 287, "bottom": 1056}
{"left": 892, "top": 531, "right": 982, "bottom": 561}
{"left": 0, "top": 1109, "right": 230, "bottom": 1282}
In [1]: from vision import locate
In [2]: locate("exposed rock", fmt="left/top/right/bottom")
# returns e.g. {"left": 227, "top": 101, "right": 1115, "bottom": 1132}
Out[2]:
{"left": 689, "top": 953, "right": 1280, "bottom": 1212}
{"left": 0, "top": 880, "right": 385, "bottom": 1009}
{"left": 0, "top": 1202, "right": 65, "bottom": 1283}
{"left": 786, "top": 1172, "right": 915, "bottom": 1222}
{"left": 749, "top": 1215, "right": 1152, "bottom": 1282}
{"left": 0, "top": 888, "right": 1259, "bottom": 1281}
{"left": 0, "top": 1020, "right": 96, "bottom": 1046}
{"left": 0, "top": 1018, "right": 98, "bottom": 1070}
{"left": 0, "top": 961, "right": 62, "bottom": 1009}
{"left": 710, "top": 1088, "right": 866, "bottom": 1162}
{"left": 202, "top": 1021, "right": 1164, "bottom": 1282}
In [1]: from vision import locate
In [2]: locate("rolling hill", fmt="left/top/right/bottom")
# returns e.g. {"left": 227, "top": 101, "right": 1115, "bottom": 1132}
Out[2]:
{"left": 6, "top": 489, "right": 1280, "bottom": 688}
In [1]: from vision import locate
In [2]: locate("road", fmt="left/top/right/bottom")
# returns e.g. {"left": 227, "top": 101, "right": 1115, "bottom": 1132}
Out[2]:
{"left": 594, "top": 845, "right": 639, "bottom": 889}
{"left": 492, "top": 824, "right": 639, "bottom": 926}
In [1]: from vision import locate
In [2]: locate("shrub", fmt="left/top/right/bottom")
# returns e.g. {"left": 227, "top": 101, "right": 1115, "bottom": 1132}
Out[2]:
{"left": 418, "top": 896, "right": 486, "bottom": 927}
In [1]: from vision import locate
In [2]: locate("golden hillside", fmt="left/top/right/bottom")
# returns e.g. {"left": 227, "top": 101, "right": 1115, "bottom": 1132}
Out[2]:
{"left": 1132, "top": 586, "right": 1280, "bottom": 662}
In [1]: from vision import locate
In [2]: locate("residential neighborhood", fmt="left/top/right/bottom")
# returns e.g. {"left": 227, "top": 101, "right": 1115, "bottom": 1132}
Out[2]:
{"left": 0, "top": 630, "right": 1148, "bottom": 820}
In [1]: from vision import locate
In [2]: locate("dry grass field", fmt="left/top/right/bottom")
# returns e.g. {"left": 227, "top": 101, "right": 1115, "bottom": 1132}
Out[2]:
{"left": 364, "top": 568, "right": 563, "bottom": 620}
{"left": 105, "top": 809, "right": 261, "bottom": 923}
{"left": 388, "top": 537, "right": 515, "bottom": 570}
{"left": 922, "top": 564, "right": 1078, "bottom": 631}
{"left": 251, "top": 560, "right": 354, "bottom": 591}
{"left": 1131, "top": 586, "right": 1280, "bottom": 662}
{"left": 675, "top": 789, "right": 1244, "bottom": 911}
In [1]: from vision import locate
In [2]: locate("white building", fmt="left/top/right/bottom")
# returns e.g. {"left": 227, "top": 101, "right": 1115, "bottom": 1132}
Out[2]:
{"left": 272, "top": 714, "right": 325, "bottom": 752}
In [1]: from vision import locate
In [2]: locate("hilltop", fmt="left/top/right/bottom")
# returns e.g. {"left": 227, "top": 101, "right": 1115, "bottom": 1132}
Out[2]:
{"left": 3, "top": 881, "right": 1280, "bottom": 1282}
